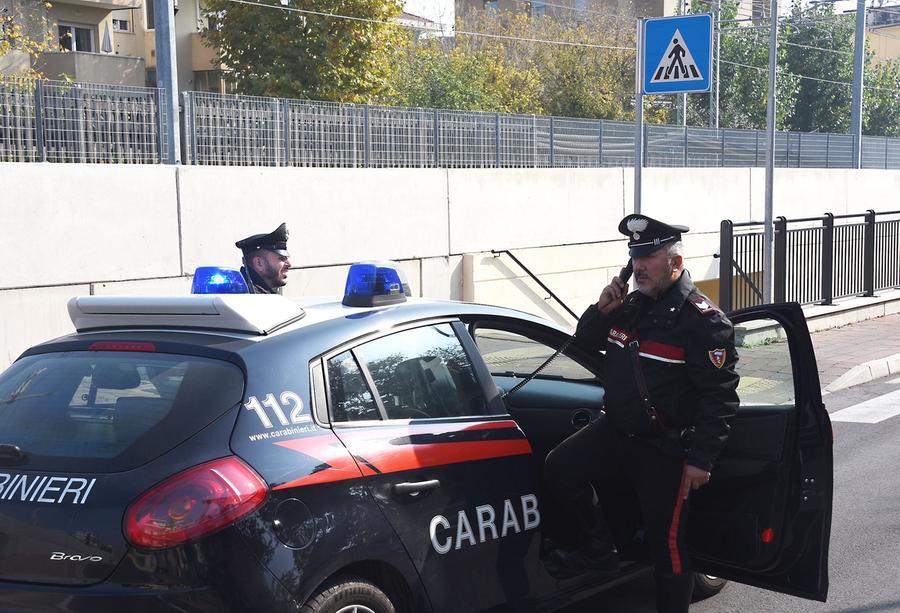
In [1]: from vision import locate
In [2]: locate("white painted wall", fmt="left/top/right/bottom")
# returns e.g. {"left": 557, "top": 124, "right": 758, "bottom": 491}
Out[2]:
{"left": 0, "top": 164, "right": 180, "bottom": 289}
{"left": 1, "top": 163, "right": 898, "bottom": 369}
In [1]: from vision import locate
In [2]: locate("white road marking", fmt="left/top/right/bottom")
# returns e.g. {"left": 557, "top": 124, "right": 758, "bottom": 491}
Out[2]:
{"left": 830, "top": 388, "right": 900, "bottom": 424}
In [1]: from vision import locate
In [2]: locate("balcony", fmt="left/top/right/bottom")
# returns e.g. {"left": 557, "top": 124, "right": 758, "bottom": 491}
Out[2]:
{"left": 56, "top": 0, "right": 142, "bottom": 9}
{"left": 34, "top": 52, "right": 146, "bottom": 87}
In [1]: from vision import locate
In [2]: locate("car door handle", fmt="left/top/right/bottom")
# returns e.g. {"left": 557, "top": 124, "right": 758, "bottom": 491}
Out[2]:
{"left": 393, "top": 479, "right": 441, "bottom": 495}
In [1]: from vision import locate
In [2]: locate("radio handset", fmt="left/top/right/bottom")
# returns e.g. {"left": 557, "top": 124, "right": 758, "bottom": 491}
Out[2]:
{"left": 619, "top": 260, "right": 633, "bottom": 285}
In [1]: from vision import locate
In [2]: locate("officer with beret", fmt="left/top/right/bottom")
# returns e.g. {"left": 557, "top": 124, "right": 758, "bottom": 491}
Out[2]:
{"left": 543, "top": 215, "right": 739, "bottom": 613}
{"left": 235, "top": 223, "right": 292, "bottom": 294}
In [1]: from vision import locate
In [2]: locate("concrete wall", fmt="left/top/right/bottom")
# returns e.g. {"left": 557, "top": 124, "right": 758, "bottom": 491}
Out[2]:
{"left": 34, "top": 51, "right": 145, "bottom": 86}
{"left": 1, "top": 163, "right": 898, "bottom": 369}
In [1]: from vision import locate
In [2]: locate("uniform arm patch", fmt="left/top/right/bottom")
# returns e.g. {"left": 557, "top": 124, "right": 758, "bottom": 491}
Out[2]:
{"left": 688, "top": 293, "right": 719, "bottom": 315}
{"left": 708, "top": 348, "right": 727, "bottom": 368}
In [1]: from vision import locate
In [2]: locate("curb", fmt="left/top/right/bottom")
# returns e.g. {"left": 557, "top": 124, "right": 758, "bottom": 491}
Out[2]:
{"left": 823, "top": 352, "right": 900, "bottom": 394}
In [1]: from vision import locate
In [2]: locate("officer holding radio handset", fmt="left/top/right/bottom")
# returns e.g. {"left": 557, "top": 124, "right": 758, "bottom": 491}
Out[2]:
{"left": 543, "top": 215, "right": 740, "bottom": 613}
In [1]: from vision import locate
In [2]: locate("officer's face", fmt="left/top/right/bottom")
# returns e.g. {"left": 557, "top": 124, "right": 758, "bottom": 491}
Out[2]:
{"left": 253, "top": 250, "right": 291, "bottom": 288}
{"left": 632, "top": 249, "right": 680, "bottom": 299}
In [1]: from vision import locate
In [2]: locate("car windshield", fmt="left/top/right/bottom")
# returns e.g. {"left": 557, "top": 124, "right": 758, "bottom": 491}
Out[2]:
{"left": 0, "top": 351, "right": 244, "bottom": 472}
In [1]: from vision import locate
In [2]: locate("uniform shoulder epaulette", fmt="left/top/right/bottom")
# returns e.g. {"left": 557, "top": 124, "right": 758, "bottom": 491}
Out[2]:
{"left": 687, "top": 292, "right": 720, "bottom": 316}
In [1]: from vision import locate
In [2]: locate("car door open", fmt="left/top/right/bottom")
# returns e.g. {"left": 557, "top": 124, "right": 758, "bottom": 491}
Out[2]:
{"left": 688, "top": 302, "right": 833, "bottom": 602}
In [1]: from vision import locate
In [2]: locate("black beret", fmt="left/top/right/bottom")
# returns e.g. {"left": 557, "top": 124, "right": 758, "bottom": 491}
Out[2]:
{"left": 235, "top": 222, "right": 289, "bottom": 257}
{"left": 618, "top": 215, "right": 689, "bottom": 257}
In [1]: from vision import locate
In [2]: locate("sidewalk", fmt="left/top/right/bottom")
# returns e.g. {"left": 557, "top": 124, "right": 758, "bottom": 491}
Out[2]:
{"left": 810, "top": 312, "right": 900, "bottom": 393}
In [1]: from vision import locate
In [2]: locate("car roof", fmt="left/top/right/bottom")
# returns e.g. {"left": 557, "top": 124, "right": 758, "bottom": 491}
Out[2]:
{"left": 42, "top": 295, "right": 574, "bottom": 360}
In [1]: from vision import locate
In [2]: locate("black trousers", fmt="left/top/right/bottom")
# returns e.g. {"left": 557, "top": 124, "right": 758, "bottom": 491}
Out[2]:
{"left": 544, "top": 414, "right": 692, "bottom": 576}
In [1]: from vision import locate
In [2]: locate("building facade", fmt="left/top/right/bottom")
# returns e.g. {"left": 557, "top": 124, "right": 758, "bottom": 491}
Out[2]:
{"left": 1, "top": 0, "right": 226, "bottom": 91}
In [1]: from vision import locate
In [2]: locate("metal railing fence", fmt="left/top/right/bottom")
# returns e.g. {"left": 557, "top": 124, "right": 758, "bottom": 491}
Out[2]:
{"left": 3, "top": 76, "right": 900, "bottom": 168}
{"left": 718, "top": 210, "right": 900, "bottom": 311}
{"left": 182, "top": 90, "right": 900, "bottom": 170}
{"left": 1, "top": 76, "right": 167, "bottom": 164}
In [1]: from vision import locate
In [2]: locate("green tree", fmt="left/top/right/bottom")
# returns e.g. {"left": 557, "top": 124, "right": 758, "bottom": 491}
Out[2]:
{"left": 864, "top": 59, "right": 900, "bottom": 136}
{"left": 781, "top": 3, "right": 854, "bottom": 133}
{"left": 0, "top": 1, "right": 55, "bottom": 77}
{"left": 395, "top": 39, "right": 543, "bottom": 113}
{"left": 394, "top": 9, "right": 656, "bottom": 122}
{"left": 201, "top": 0, "right": 407, "bottom": 102}
{"left": 686, "top": 1, "right": 799, "bottom": 129}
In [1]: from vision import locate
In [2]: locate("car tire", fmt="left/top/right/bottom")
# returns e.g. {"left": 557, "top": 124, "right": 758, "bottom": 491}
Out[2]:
{"left": 301, "top": 575, "right": 396, "bottom": 613}
{"left": 692, "top": 573, "right": 727, "bottom": 601}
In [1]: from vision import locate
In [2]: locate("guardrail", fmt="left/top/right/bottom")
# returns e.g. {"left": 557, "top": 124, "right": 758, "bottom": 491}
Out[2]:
{"left": 718, "top": 210, "right": 900, "bottom": 311}
{"left": 0, "top": 76, "right": 168, "bottom": 164}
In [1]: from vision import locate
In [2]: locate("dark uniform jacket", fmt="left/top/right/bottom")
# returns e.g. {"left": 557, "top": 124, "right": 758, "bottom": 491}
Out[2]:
{"left": 575, "top": 271, "right": 739, "bottom": 472}
{"left": 240, "top": 266, "right": 280, "bottom": 295}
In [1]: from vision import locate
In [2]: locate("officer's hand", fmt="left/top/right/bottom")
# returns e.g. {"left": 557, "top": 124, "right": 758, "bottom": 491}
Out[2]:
{"left": 682, "top": 464, "right": 712, "bottom": 500}
{"left": 596, "top": 277, "right": 629, "bottom": 315}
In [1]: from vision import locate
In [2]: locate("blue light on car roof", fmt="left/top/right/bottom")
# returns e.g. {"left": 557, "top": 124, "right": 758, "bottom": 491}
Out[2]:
{"left": 191, "top": 267, "right": 250, "bottom": 294}
{"left": 342, "top": 262, "right": 411, "bottom": 307}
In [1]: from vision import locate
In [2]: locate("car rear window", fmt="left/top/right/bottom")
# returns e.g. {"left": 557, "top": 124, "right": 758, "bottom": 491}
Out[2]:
{"left": 0, "top": 351, "right": 244, "bottom": 472}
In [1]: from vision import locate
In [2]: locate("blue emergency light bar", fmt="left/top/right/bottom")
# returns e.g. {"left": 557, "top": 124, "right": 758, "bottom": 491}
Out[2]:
{"left": 342, "top": 262, "right": 411, "bottom": 307}
{"left": 191, "top": 267, "right": 250, "bottom": 294}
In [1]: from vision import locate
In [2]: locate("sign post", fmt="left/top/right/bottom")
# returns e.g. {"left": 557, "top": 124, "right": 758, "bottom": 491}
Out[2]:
{"left": 635, "top": 14, "right": 713, "bottom": 213}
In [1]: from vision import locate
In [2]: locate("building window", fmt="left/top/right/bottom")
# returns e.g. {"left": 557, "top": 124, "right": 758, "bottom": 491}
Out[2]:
{"left": 532, "top": 0, "right": 546, "bottom": 16}
{"left": 145, "top": 1, "right": 155, "bottom": 30}
{"left": 58, "top": 23, "right": 96, "bottom": 52}
{"left": 112, "top": 10, "right": 133, "bottom": 33}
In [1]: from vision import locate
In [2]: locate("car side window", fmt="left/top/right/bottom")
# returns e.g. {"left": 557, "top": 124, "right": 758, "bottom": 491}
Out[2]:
{"left": 326, "top": 351, "right": 381, "bottom": 422}
{"left": 734, "top": 318, "right": 795, "bottom": 406}
{"left": 473, "top": 327, "right": 596, "bottom": 382}
{"left": 354, "top": 323, "right": 488, "bottom": 420}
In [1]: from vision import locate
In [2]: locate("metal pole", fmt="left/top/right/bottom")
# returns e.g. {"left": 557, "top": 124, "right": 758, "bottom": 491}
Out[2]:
{"left": 282, "top": 98, "right": 292, "bottom": 167}
{"left": 634, "top": 18, "right": 644, "bottom": 214}
{"left": 849, "top": 0, "right": 866, "bottom": 169}
{"left": 763, "top": 0, "right": 778, "bottom": 303}
{"left": 155, "top": 87, "right": 165, "bottom": 163}
{"left": 710, "top": 0, "right": 720, "bottom": 128}
{"left": 363, "top": 104, "right": 371, "bottom": 168}
{"left": 34, "top": 80, "right": 46, "bottom": 162}
{"left": 863, "top": 209, "right": 876, "bottom": 296}
{"left": 714, "top": 9, "right": 721, "bottom": 129}
{"left": 719, "top": 219, "right": 734, "bottom": 312}
{"left": 549, "top": 116, "right": 555, "bottom": 167}
{"left": 495, "top": 112, "right": 501, "bottom": 168}
{"left": 677, "top": 0, "right": 687, "bottom": 127}
{"left": 154, "top": 0, "right": 180, "bottom": 164}
{"left": 821, "top": 213, "right": 834, "bottom": 305}
{"left": 433, "top": 109, "right": 440, "bottom": 167}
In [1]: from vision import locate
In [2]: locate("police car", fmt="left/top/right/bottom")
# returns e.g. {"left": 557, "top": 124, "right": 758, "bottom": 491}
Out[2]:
{"left": 0, "top": 263, "right": 832, "bottom": 612}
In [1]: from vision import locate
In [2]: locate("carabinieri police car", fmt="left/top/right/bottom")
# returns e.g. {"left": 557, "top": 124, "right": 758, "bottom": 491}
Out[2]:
{"left": 0, "top": 263, "right": 832, "bottom": 612}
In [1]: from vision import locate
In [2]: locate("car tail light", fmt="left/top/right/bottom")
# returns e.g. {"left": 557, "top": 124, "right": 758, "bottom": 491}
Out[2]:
{"left": 124, "top": 456, "right": 268, "bottom": 550}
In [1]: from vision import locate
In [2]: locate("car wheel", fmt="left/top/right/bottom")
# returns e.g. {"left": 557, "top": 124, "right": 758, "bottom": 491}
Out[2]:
{"left": 301, "top": 575, "right": 396, "bottom": 613}
{"left": 692, "top": 573, "right": 727, "bottom": 601}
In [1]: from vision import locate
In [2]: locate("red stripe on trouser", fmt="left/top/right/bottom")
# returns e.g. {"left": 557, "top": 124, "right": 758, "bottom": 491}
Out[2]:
{"left": 667, "top": 461, "right": 688, "bottom": 575}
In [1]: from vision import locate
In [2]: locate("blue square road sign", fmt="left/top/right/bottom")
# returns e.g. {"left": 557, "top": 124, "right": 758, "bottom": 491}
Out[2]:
{"left": 642, "top": 14, "right": 712, "bottom": 95}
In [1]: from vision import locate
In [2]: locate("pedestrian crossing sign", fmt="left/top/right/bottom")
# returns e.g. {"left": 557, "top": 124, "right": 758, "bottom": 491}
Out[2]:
{"left": 642, "top": 14, "right": 712, "bottom": 95}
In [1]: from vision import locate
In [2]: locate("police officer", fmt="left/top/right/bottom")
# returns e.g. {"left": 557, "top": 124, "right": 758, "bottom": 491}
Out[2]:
{"left": 544, "top": 215, "right": 739, "bottom": 613}
{"left": 235, "top": 223, "right": 292, "bottom": 294}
